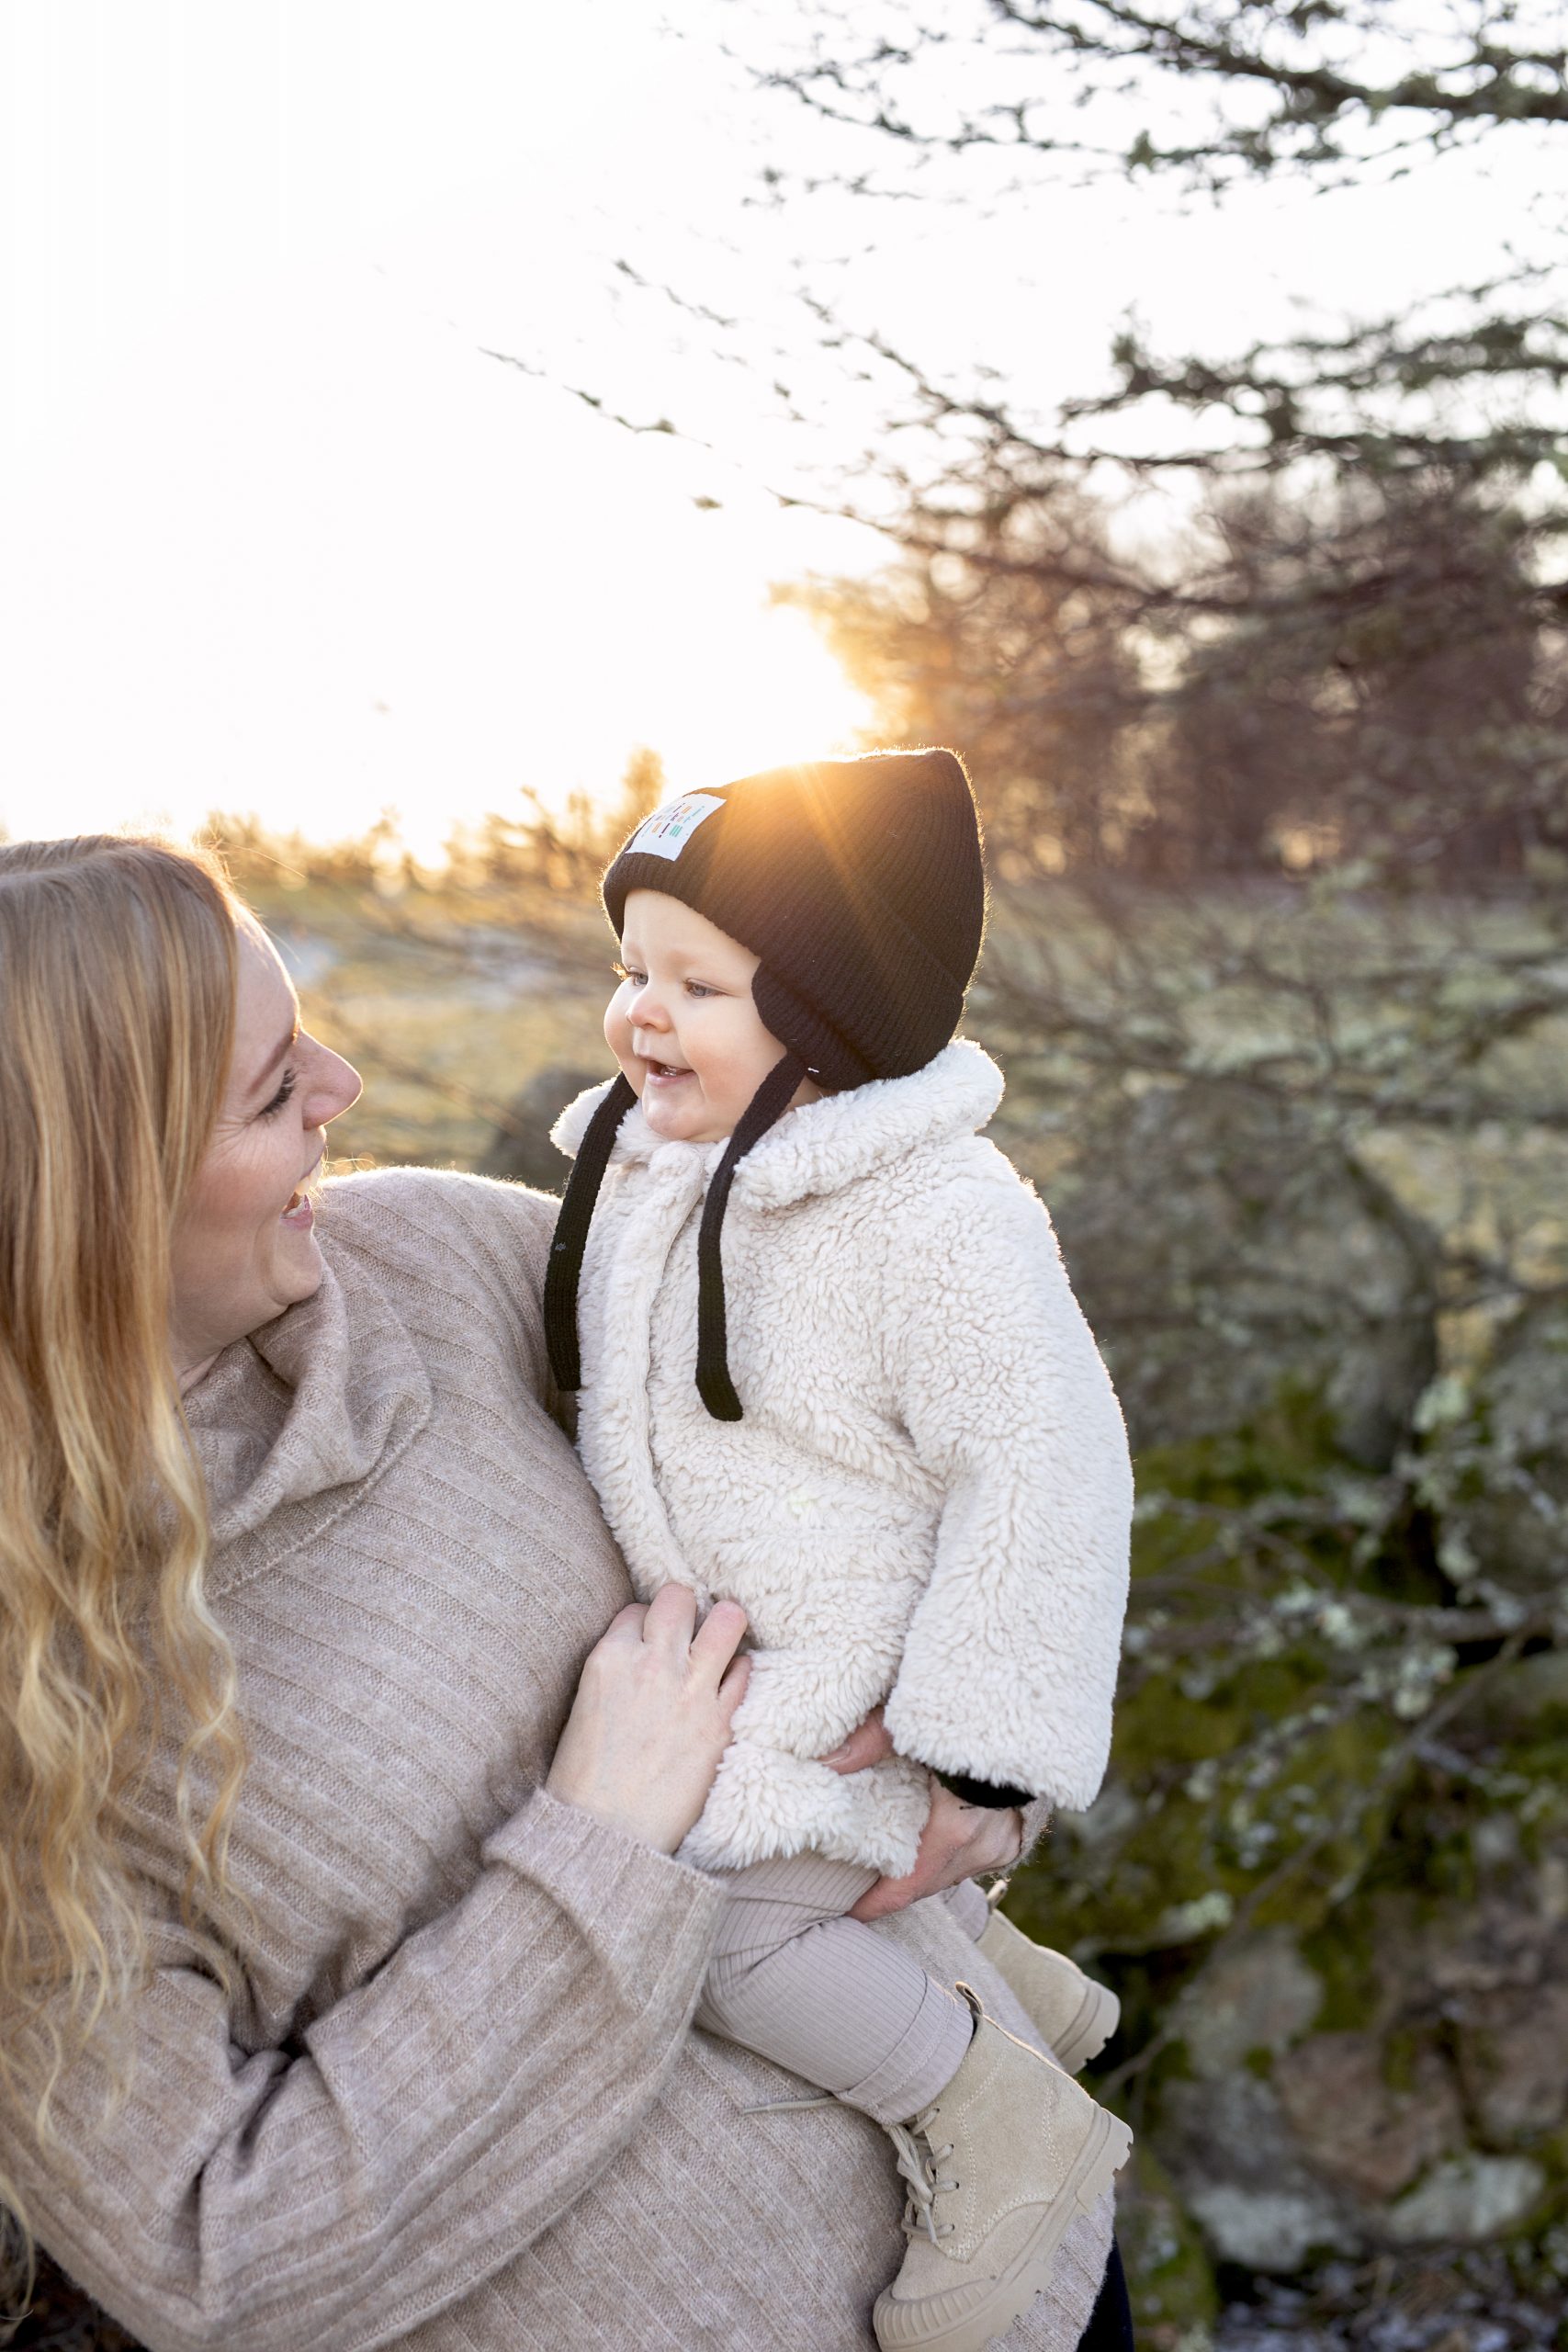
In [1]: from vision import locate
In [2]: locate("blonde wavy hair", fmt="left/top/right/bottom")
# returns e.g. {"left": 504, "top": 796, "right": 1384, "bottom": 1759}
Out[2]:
{"left": 0, "top": 837, "right": 250, "bottom": 2271}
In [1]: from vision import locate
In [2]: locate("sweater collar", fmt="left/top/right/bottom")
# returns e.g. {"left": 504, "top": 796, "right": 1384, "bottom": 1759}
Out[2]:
{"left": 184, "top": 1241, "right": 433, "bottom": 1567}
{"left": 551, "top": 1041, "right": 1004, "bottom": 1209}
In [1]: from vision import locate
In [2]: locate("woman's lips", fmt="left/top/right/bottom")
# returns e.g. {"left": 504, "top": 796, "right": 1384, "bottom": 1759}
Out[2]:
{"left": 281, "top": 1152, "right": 324, "bottom": 1227}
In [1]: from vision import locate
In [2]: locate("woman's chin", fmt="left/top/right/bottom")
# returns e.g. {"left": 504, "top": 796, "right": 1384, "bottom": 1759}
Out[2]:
{"left": 273, "top": 1229, "right": 326, "bottom": 1305}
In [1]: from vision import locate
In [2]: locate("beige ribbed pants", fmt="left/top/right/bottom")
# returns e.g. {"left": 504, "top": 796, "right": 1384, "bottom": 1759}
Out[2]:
{"left": 694, "top": 1854, "right": 990, "bottom": 2127}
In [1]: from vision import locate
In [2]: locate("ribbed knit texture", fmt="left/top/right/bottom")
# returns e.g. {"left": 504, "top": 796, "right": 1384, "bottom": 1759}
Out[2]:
{"left": 1, "top": 1168, "right": 1108, "bottom": 2352}
{"left": 697, "top": 1854, "right": 978, "bottom": 2124}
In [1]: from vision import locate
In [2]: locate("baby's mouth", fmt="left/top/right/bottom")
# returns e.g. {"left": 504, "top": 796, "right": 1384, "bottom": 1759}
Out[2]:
{"left": 642, "top": 1057, "right": 692, "bottom": 1081}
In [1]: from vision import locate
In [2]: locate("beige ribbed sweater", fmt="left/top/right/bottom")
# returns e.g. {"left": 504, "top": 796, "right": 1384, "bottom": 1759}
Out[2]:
{"left": 3, "top": 1170, "right": 1110, "bottom": 2352}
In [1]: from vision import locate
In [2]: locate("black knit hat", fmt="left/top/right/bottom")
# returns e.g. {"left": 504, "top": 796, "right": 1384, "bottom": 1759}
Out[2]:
{"left": 546, "top": 749, "right": 986, "bottom": 1419}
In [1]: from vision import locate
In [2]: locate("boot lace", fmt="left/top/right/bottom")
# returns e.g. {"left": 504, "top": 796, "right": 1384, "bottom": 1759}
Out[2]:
{"left": 886, "top": 2117, "right": 958, "bottom": 2245}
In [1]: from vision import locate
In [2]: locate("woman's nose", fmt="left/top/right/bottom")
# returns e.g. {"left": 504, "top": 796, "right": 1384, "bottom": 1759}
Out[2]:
{"left": 303, "top": 1037, "right": 363, "bottom": 1125}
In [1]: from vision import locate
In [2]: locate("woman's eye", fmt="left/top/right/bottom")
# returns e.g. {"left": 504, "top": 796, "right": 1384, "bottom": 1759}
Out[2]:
{"left": 258, "top": 1069, "right": 298, "bottom": 1118}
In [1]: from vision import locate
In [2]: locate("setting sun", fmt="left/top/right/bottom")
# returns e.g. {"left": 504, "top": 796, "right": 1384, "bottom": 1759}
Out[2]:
{"left": 0, "top": 265, "right": 877, "bottom": 861}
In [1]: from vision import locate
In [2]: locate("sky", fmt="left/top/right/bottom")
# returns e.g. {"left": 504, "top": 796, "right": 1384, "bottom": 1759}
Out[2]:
{"left": 1, "top": 2, "right": 1560, "bottom": 856}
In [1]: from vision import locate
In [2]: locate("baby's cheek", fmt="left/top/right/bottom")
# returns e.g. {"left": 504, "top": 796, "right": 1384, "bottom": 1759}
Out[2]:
{"left": 604, "top": 992, "right": 639, "bottom": 1082}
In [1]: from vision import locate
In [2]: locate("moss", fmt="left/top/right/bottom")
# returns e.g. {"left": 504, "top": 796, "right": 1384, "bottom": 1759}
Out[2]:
{"left": 1136, "top": 1382, "right": 1347, "bottom": 1507}
{"left": 1383, "top": 2025, "right": 1426, "bottom": 2096}
{"left": 1023, "top": 1661, "right": 1409, "bottom": 1960}
{"left": 1299, "top": 1907, "right": 1385, "bottom": 2033}
{"left": 1015, "top": 1392, "right": 1561, "bottom": 2295}
{"left": 1535, "top": 2123, "right": 1568, "bottom": 2188}
{"left": 1118, "top": 2147, "right": 1221, "bottom": 2346}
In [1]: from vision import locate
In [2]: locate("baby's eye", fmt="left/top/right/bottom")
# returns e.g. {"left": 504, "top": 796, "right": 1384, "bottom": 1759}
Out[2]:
{"left": 683, "top": 980, "right": 716, "bottom": 999}
{"left": 614, "top": 963, "right": 648, "bottom": 989}
{"left": 258, "top": 1068, "right": 298, "bottom": 1119}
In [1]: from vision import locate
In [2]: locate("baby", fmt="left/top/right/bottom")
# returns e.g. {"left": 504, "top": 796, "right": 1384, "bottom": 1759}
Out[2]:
{"left": 545, "top": 750, "right": 1134, "bottom": 2352}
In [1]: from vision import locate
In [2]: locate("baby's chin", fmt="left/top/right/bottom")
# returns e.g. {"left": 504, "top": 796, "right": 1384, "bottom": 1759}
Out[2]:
{"left": 637, "top": 1088, "right": 731, "bottom": 1147}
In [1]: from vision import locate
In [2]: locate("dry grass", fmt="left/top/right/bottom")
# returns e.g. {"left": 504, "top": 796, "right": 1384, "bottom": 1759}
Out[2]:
{"left": 249, "top": 875, "right": 611, "bottom": 1172}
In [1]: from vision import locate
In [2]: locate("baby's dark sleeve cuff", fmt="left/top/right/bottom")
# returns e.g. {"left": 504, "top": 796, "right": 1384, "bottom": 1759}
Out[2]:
{"left": 936, "top": 1770, "right": 1032, "bottom": 1810}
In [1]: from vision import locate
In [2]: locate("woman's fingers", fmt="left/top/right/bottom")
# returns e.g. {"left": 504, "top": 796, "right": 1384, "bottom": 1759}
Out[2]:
{"left": 716, "top": 1651, "right": 752, "bottom": 1718}
{"left": 546, "top": 1586, "right": 750, "bottom": 1853}
{"left": 640, "top": 1581, "right": 699, "bottom": 1648}
{"left": 820, "top": 1706, "right": 895, "bottom": 1775}
{"left": 691, "top": 1597, "right": 749, "bottom": 1677}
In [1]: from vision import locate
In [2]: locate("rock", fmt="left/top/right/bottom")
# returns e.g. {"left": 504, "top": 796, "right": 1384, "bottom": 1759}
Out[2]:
{"left": 476, "top": 1064, "right": 604, "bottom": 1191}
{"left": 1049, "top": 1080, "right": 1438, "bottom": 1466}
{"left": 1184, "top": 2179, "right": 1350, "bottom": 2275}
{"left": 1380, "top": 2154, "right": 1547, "bottom": 2245}
{"left": 1158, "top": 2075, "right": 1357, "bottom": 2270}
{"left": 1176, "top": 1929, "right": 1323, "bottom": 2079}
{"left": 1423, "top": 1295, "right": 1568, "bottom": 1601}
{"left": 1273, "top": 2031, "right": 1464, "bottom": 2202}
{"left": 1455, "top": 1984, "right": 1568, "bottom": 2145}
{"left": 1418, "top": 1897, "right": 1555, "bottom": 1998}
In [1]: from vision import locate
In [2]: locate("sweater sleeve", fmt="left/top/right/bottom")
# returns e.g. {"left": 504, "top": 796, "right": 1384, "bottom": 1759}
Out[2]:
{"left": 5, "top": 1791, "right": 721, "bottom": 2352}
{"left": 880, "top": 1158, "right": 1134, "bottom": 1813}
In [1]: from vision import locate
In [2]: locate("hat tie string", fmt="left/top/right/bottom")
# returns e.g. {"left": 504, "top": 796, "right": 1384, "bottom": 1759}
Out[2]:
{"left": 695, "top": 1052, "right": 807, "bottom": 1421}
{"left": 545, "top": 1072, "right": 637, "bottom": 1394}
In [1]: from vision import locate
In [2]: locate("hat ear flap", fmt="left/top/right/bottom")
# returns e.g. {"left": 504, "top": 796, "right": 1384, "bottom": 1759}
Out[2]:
{"left": 545, "top": 1073, "right": 637, "bottom": 1392}
{"left": 750, "top": 967, "right": 872, "bottom": 1097}
{"left": 695, "top": 1052, "right": 807, "bottom": 1419}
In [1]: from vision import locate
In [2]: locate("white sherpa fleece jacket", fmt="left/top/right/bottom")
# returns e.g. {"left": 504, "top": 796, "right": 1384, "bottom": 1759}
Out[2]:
{"left": 553, "top": 1042, "right": 1134, "bottom": 1877}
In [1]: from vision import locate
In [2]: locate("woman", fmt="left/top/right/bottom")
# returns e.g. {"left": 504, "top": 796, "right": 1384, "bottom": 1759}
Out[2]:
{"left": 0, "top": 836, "right": 1128, "bottom": 2351}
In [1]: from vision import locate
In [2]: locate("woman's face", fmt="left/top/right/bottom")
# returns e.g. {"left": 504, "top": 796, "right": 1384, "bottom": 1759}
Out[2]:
{"left": 169, "top": 926, "right": 361, "bottom": 1383}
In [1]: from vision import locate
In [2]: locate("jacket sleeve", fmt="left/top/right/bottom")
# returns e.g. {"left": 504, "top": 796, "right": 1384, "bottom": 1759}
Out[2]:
{"left": 881, "top": 1157, "right": 1134, "bottom": 1813}
{"left": 3, "top": 1791, "right": 720, "bottom": 2352}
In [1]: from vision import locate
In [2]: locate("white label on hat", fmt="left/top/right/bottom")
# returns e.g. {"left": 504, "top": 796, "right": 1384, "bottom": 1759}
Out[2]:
{"left": 628, "top": 793, "right": 724, "bottom": 860}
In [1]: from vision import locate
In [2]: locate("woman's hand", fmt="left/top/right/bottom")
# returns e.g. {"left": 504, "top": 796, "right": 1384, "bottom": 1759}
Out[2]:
{"left": 822, "top": 1708, "right": 1024, "bottom": 1920}
{"left": 546, "top": 1586, "right": 750, "bottom": 1853}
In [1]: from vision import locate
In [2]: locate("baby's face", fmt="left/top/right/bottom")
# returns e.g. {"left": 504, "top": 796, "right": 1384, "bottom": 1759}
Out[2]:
{"left": 606, "top": 890, "right": 817, "bottom": 1143}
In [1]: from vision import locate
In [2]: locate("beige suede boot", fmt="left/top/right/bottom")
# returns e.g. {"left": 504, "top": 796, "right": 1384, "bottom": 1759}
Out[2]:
{"left": 976, "top": 1908, "right": 1121, "bottom": 2075}
{"left": 873, "top": 1988, "right": 1133, "bottom": 2352}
